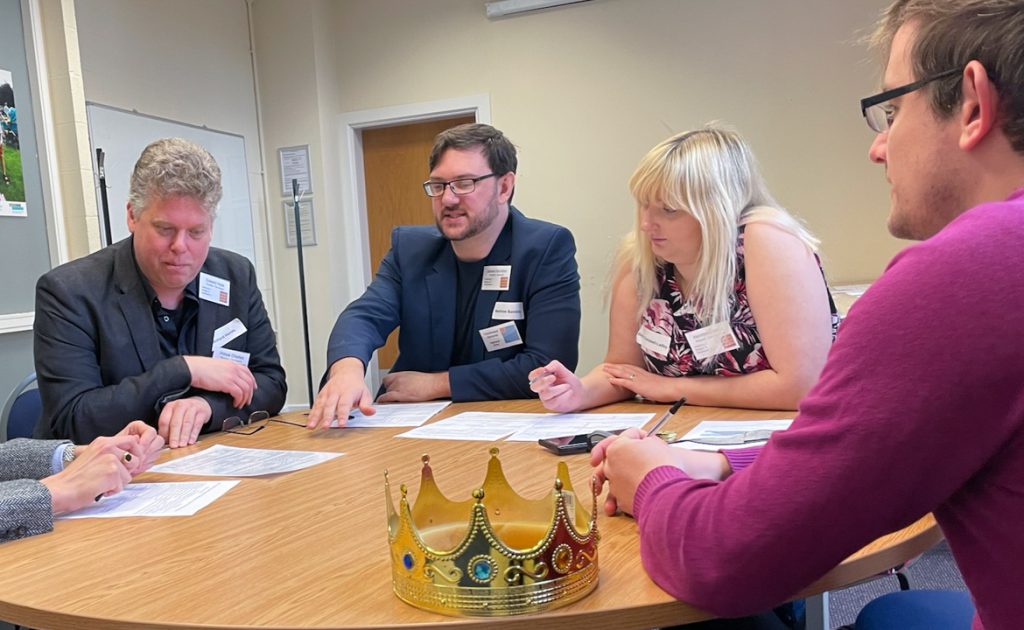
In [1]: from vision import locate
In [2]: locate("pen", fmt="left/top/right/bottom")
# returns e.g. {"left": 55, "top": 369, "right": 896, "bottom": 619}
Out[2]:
{"left": 645, "top": 397, "right": 687, "bottom": 437}
{"left": 528, "top": 371, "right": 550, "bottom": 386}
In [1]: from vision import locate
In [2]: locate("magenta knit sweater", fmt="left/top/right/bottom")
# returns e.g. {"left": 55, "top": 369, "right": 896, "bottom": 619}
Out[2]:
{"left": 633, "top": 189, "right": 1024, "bottom": 630}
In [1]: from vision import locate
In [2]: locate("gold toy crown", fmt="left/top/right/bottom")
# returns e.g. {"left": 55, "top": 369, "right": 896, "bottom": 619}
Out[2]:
{"left": 385, "top": 448, "right": 600, "bottom": 616}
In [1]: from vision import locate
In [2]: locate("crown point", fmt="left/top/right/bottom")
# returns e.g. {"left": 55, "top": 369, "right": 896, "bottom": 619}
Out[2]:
{"left": 489, "top": 447, "right": 500, "bottom": 456}
{"left": 421, "top": 454, "right": 430, "bottom": 464}
{"left": 400, "top": 483, "right": 408, "bottom": 497}
{"left": 472, "top": 488, "right": 485, "bottom": 502}
{"left": 554, "top": 478, "right": 563, "bottom": 491}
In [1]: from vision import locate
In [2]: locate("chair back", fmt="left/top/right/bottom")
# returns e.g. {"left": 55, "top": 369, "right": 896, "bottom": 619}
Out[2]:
{"left": 0, "top": 372, "right": 41, "bottom": 441}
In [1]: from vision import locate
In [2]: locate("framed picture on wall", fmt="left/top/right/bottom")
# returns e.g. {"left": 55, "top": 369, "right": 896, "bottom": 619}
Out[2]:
{"left": 0, "top": 67, "right": 26, "bottom": 218}
{"left": 279, "top": 144, "right": 312, "bottom": 197}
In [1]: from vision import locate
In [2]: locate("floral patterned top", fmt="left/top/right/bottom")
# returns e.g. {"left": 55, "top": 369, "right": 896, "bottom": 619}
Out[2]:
{"left": 637, "top": 229, "right": 839, "bottom": 377}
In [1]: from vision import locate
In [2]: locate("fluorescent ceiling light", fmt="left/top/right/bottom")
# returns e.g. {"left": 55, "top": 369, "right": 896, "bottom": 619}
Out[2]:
{"left": 485, "top": 0, "right": 592, "bottom": 19}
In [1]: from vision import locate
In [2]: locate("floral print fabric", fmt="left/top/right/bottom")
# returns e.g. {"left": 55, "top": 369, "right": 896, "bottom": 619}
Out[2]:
{"left": 638, "top": 229, "right": 838, "bottom": 377}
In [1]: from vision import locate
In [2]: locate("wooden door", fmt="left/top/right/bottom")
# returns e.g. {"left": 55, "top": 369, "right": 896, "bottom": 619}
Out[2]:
{"left": 361, "top": 115, "right": 474, "bottom": 368}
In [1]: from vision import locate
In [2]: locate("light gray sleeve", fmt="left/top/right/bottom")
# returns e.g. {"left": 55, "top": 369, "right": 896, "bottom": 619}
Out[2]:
{"left": 0, "top": 479, "right": 54, "bottom": 542}
{"left": 0, "top": 440, "right": 66, "bottom": 542}
{"left": 0, "top": 439, "right": 69, "bottom": 481}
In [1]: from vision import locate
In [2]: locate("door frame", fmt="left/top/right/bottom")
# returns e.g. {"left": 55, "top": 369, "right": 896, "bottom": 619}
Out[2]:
{"left": 335, "top": 94, "right": 491, "bottom": 390}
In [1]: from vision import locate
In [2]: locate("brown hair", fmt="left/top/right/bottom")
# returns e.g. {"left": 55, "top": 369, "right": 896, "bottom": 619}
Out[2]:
{"left": 871, "top": 0, "right": 1024, "bottom": 153}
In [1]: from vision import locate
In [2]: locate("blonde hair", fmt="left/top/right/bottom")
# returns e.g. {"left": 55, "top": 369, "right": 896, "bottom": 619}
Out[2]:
{"left": 615, "top": 126, "right": 819, "bottom": 325}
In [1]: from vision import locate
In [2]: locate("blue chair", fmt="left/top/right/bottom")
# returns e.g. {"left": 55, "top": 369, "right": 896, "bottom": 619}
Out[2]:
{"left": 0, "top": 372, "right": 41, "bottom": 441}
{"left": 855, "top": 590, "right": 974, "bottom": 630}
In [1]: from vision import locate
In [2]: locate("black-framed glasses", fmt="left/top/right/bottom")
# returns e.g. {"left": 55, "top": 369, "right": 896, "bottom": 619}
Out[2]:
{"left": 422, "top": 173, "right": 497, "bottom": 197}
{"left": 860, "top": 68, "right": 960, "bottom": 133}
{"left": 223, "top": 410, "right": 270, "bottom": 435}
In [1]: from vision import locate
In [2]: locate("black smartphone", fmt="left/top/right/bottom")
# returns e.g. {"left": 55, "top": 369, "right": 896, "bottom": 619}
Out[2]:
{"left": 538, "top": 434, "right": 593, "bottom": 455}
{"left": 538, "top": 429, "right": 623, "bottom": 455}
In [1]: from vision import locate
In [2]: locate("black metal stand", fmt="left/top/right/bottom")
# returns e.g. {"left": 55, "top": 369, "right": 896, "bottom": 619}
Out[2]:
{"left": 97, "top": 148, "right": 113, "bottom": 245}
{"left": 292, "top": 178, "right": 314, "bottom": 406}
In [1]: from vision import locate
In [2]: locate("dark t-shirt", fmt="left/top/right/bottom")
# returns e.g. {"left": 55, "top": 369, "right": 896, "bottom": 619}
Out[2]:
{"left": 133, "top": 250, "right": 199, "bottom": 358}
{"left": 450, "top": 258, "right": 486, "bottom": 367}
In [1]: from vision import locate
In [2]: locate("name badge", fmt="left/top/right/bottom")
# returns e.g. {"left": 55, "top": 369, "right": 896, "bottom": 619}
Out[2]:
{"left": 636, "top": 326, "right": 672, "bottom": 360}
{"left": 479, "top": 321, "right": 523, "bottom": 352}
{"left": 481, "top": 265, "right": 512, "bottom": 291}
{"left": 212, "top": 318, "right": 247, "bottom": 349}
{"left": 684, "top": 321, "right": 739, "bottom": 360}
{"left": 199, "top": 272, "right": 231, "bottom": 306}
{"left": 212, "top": 347, "right": 251, "bottom": 367}
{"left": 492, "top": 301, "right": 524, "bottom": 320}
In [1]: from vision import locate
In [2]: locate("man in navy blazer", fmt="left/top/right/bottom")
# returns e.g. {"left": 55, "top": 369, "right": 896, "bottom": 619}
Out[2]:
{"left": 33, "top": 138, "right": 286, "bottom": 447}
{"left": 309, "top": 124, "right": 580, "bottom": 428}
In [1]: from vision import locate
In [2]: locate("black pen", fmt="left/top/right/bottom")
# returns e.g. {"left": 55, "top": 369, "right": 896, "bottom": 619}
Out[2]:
{"left": 645, "top": 397, "right": 687, "bottom": 437}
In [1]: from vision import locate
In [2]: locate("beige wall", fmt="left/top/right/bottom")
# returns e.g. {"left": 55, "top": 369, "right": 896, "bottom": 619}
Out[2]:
{"left": 56, "top": 0, "right": 907, "bottom": 407}
{"left": 253, "top": 0, "right": 905, "bottom": 381}
{"left": 73, "top": 0, "right": 275, "bottom": 305}
{"left": 250, "top": 0, "right": 348, "bottom": 405}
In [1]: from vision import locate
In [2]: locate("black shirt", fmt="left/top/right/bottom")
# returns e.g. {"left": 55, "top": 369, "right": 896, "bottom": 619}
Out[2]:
{"left": 450, "top": 258, "right": 487, "bottom": 367}
{"left": 133, "top": 257, "right": 199, "bottom": 358}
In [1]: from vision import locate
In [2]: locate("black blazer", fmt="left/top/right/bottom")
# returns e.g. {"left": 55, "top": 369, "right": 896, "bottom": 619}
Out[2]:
{"left": 33, "top": 237, "right": 286, "bottom": 442}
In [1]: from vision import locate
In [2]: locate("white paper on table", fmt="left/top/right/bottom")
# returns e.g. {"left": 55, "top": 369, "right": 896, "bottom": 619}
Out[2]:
{"left": 833, "top": 283, "right": 870, "bottom": 297}
{"left": 57, "top": 481, "right": 238, "bottom": 519}
{"left": 395, "top": 412, "right": 544, "bottom": 441}
{"left": 504, "top": 413, "right": 655, "bottom": 441}
{"left": 149, "top": 444, "right": 343, "bottom": 476}
{"left": 670, "top": 419, "right": 793, "bottom": 451}
{"left": 333, "top": 401, "right": 451, "bottom": 428}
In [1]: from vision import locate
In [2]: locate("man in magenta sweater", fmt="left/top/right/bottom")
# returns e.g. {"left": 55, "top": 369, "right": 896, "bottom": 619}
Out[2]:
{"left": 591, "top": 2, "right": 1024, "bottom": 629}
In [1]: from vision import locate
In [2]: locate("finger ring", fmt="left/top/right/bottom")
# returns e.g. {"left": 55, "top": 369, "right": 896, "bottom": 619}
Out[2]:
{"left": 123, "top": 452, "right": 133, "bottom": 463}
{"left": 629, "top": 373, "right": 636, "bottom": 380}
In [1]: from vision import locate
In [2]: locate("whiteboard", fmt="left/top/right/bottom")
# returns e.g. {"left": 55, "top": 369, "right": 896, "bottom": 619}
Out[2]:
{"left": 85, "top": 103, "right": 255, "bottom": 265}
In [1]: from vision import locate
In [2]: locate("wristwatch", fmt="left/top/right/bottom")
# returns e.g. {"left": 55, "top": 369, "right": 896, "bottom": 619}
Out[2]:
{"left": 61, "top": 444, "right": 76, "bottom": 466}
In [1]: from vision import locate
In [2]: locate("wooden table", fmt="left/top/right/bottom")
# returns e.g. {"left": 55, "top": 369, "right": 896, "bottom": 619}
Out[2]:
{"left": 0, "top": 401, "right": 941, "bottom": 629}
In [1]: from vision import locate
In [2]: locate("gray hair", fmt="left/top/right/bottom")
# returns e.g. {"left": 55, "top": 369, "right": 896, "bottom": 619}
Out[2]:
{"left": 128, "top": 138, "right": 223, "bottom": 219}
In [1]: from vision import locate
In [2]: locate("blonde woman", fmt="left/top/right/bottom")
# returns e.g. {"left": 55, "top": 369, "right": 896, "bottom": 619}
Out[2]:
{"left": 530, "top": 127, "right": 838, "bottom": 411}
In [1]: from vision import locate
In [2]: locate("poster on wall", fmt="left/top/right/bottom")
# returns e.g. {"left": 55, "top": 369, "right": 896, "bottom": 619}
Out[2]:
{"left": 0, "top": 67, "right": 26, "bottom": 218}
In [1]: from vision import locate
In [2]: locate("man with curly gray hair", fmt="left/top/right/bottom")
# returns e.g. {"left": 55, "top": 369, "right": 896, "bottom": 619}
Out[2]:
{"left": 33, "top": 138, "right": 286, "bottom": 449}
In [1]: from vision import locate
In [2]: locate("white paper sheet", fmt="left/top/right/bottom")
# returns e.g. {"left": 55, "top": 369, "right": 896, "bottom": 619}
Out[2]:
{"left": 395, "top": 412, "right": 543, "bottom": 441}
{"left": 336, "top": 401, "right": 451, "bottom": 428}
{"left": 149, "top": 444, "right": 343, "bottom": 476}
{"left": 670, "top": 419, "right": 793, "bottom": 451}
{"left": 832, "top": 283, "right": 870, "bottom": 297}
{"left": 57, "top": 481, "right": 238, "bottom": 519}
{"left": 395, "top": 412, "right": 654, "bottom": 442}
{"left": 504, "top": 413, "right": 655, "bottom": 441}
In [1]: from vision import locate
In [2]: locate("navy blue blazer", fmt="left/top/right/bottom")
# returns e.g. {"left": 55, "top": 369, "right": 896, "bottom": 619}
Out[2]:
{"left": 326, "top": 207, "right": 581, "bottom": 400}
{"left": 33, "top": 237, "right": 286, "bottom": 442}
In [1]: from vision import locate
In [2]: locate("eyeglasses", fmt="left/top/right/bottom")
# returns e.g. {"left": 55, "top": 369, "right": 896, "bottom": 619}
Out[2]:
{"left": 422, "top": 173, "right": 497, "bottom": 197}
{"left": 860, "top": 68, "right": 960, "bottom": 133}
{"left": 223, "top": 410, "right": 270, "bottom": 435}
